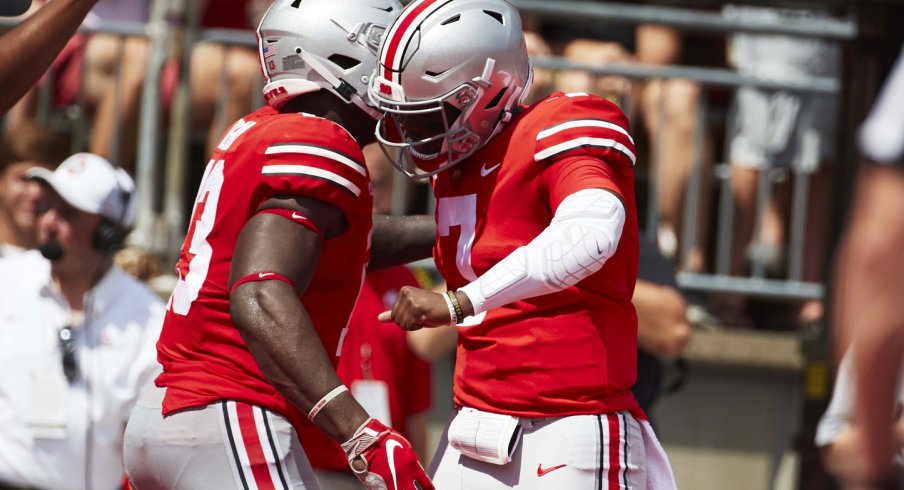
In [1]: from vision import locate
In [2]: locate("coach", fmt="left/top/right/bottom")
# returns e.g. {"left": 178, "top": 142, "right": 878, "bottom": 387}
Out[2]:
{"left": 0, "top": 153, "right": 162, "bottom": 490}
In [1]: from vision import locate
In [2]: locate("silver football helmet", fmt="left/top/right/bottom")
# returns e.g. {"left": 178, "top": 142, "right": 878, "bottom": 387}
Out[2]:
{"left": 368, "top": 0, "right": 532, "bottom": 179}
{"left": 257, "top": 0, "right": 402, "bottom": 118}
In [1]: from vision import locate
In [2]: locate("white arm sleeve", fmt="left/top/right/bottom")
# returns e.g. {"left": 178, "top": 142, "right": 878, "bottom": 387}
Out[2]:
{"left": 458, "top": 188, "right": 626, "bottom": 315}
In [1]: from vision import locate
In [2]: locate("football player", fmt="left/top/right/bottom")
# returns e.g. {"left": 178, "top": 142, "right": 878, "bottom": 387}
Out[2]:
{"left": 369, "top": 0, "right": 676, "bottom": 487}
{"left": 123, "top": 1, "right": 433, "bottom": 489}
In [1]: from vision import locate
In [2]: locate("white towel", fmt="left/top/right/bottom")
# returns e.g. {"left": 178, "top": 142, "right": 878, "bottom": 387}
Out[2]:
{"left": 640, "top": 419, "right": 678, "bottom": 489}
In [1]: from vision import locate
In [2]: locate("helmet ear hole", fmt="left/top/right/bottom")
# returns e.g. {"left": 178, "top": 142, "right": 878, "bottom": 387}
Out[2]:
{"left": 329, "top": 54, "right": 362, "bottom": 69}
{"left": 484, "top": 87, "right": 507, "bottom": 110}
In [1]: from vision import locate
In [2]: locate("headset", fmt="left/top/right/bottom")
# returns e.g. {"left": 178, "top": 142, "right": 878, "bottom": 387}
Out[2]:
{"left": 92, "top": 169, "right": 136, "bottom": 255}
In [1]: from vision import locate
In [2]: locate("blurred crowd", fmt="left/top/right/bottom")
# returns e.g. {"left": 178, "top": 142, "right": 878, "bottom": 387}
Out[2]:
{"left": 0, "top": 0, "right": 900, "bottom": 488}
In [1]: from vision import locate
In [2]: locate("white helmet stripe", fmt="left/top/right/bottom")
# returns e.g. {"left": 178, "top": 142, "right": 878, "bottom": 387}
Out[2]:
{"left": 381, "top": 0, "right": 450, "bottom": 84}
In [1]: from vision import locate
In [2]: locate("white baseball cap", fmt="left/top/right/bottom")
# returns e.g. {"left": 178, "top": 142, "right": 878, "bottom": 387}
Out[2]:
{"left": 27, "top": 153, "right": 136, "bottom": 227}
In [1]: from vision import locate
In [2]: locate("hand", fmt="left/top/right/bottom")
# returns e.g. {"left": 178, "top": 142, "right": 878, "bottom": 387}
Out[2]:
{"left": 830, "top": 428, "right": 899, "bottom": 489}
{"left": 377, "top": 286, "right": 453, "bottom": 331}
{"left": 341, "top": 418, "right": 434, "bottom": 490}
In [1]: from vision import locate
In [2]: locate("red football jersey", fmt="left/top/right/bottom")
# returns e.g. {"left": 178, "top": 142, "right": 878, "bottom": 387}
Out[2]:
{"left": 433, "top": 93, "right": 641, "bottom": 418}
{"left": 155, "top": 106, "right": 373, "bottom": 430}
{"left": 300, "top": 266, "right": 433, "bottom": 471}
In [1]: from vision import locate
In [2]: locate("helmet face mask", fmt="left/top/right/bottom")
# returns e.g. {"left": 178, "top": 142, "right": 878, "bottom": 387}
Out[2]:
{"left": 257, "top": 0, "right": 402, "bottom": 116}
{"left": 368, "top": 0, "right": 532, "bottom": 179}
{"left": 374, "top": 83, "right": 479, "bottom": 178}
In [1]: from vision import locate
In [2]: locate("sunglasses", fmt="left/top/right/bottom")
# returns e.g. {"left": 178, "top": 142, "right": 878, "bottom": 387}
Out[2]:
{"left": 58, "top": 326, "right": 78, "bottom": 384}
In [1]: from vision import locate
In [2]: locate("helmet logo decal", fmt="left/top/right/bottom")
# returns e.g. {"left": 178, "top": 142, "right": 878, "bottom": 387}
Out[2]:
{"left": 264, "top": 86, "right": 288, "bottom": 104}
{"left": 282, "top": 55, "right": 306, "bottom": 71}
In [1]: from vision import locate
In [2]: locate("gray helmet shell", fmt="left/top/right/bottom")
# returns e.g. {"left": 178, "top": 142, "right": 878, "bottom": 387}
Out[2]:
{"left": 257, "top": 0, "right": 402, "bottom": 114}
{"left": 368, "top": 0, "right": 532, "bottom": 178}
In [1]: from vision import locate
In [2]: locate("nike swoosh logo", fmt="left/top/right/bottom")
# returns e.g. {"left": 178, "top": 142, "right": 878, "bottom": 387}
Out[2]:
{"left": 480, "top": 162, "right": 501, "bottom": 177}
{"left": 291, "top": 212, "right": 305, "bottom": 220}
{"left": 537, "top": 463, "right": 567, "bottom": 476}
{"left": 595, "top": 241, "right": 603, "bottom": 255}
{"left": 386, "top": 439, "right": 402, "bottom": 489}
{"left": 258, "top": 272, "right": 274, "bottom": 279}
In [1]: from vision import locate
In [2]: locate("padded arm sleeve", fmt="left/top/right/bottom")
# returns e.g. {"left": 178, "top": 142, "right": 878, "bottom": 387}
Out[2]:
{"left": 458, "top": 188, "right": 625, "bottom": 315}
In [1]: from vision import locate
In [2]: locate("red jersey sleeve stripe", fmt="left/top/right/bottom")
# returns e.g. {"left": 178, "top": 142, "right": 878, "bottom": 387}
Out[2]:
{"left": 537, "top": 119, "right": 635, "bottom": 146}
{"left": 534, "top": 137, "right": 637, "bottom": 166}
{"left": 265, "top": 144, "right": 366, "bottom": 176}
{"left": 261, "top": 165, "right": 361, "bottom": 197}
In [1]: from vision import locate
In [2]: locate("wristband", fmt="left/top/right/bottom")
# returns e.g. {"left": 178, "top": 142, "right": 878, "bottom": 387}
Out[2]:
{"left": 442, "top": 291, "right": 459, "bottom": 326}
{"left": 308, "top": 385, "right": 348, "bottom": 421}
{"left": 230, "top": 271, "right": 295, "bottom": 295}
{"left": 446, "top": 291, "right": 464, "bottom": 321}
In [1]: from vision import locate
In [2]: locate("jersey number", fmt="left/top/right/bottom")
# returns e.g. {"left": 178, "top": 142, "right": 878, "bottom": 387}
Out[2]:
{"left": 437, "top": 194, "right": 487, "bottom": 326}
{"left": 437, "top": 194, "right": 478, "bottom": 282}
{"left": 168, "top": 118, "right": 255, "bottom": 315}
{"left": 168, "top": 159, "right": 225, "bottom": 315}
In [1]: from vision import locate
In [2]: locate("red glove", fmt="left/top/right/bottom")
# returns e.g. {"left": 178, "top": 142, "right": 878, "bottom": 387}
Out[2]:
{"left": 341, "top": 418, "right": 434, "bottom": 490}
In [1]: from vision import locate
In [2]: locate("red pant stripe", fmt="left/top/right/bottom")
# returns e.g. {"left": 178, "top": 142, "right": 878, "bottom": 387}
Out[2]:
{"left": 236, "top": 403, "right": 277, "bottom": 490}
{"left": 607, "top": 413, "right": 623, "bottom": 490}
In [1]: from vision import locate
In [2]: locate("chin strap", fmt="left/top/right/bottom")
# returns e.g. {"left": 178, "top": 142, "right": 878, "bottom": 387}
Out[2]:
{"left": 297, "top": 48, "right": 381, "bottom": 120}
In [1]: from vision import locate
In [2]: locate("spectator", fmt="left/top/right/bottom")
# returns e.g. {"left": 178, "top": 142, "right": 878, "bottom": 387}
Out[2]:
{"left": 520, "top": 14, "right": 555, "bottom": 105}
{"left": 833, "top": 46, "right": 904, "bottom": 486}
{"left": 553, "top": 26, "right": 711, "bottom": 272}
{"left": 0, "top": 0, "right": 102, "bottom": 115}
{"left": 189, "top": 0, "right": 268, "bottom": 154}
{"left": 0, "top": 122, "right": 70, "bottom": 257}
{"left": 723, "top": 4, "right": 839, "bottom": 326}
{"left": 370, "top": 0, "right": 675, "bottom": 487}
{"left": 6, "top": 0, "right": 157, "bottom": 171}
{"left": 122, "top": 1, "right": 433, "bottom": 489}
{"left": 816, "top": 350, "right": 904, "bottom": 481}
{"left": 0, "top": 152, "right": 163, "bottom": 490}
{"left": 7, "top": 0, "right": 267, "bottom": 169}
{"left": 636, "top": 24, "right": 711, "bottom": 272}
{"left": 632, "top": 237, "right": 692, "bottom": 419}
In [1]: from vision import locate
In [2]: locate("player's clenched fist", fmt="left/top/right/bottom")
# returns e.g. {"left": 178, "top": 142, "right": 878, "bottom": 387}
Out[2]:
{"left": 341, "top": 418, "right": 434, "bottom": 490}
{"left": 377, "top": 286, "right": 454, "bottom": 331}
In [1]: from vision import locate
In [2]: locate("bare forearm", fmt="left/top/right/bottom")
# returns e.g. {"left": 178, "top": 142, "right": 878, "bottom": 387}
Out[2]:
{"left": 843, "top": 264, "right": 904, "bottom": 475}
{"left": 369, "top": 214, "right": 436, "bottom": 271}
{"left": 232, "top": 284, "right": 368, "bottom": 441}
{"left": 854, "top": 324, "right": 904, "bottom": 475}
{"left": 633, "top": 281, "right": 690, "bottom": 359}
{"left": 0, "top": 0, "right": 99, "bottom": 114}
{"left": 836, "top": 168, "right": 904, "bottom": 476}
